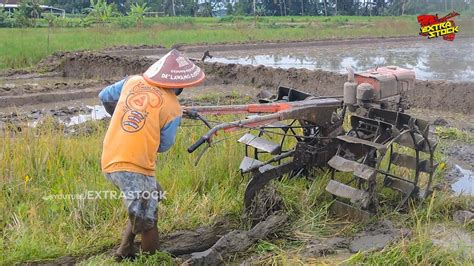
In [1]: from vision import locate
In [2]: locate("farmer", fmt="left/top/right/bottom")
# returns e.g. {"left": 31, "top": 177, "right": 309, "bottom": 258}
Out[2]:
{"left": 98, "top": 49, "right": 205, "bottom": 260}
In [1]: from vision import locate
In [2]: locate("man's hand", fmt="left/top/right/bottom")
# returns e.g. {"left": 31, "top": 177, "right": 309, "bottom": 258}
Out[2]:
{"left": 103, "top": 102, "right": 117, "bottom": 116}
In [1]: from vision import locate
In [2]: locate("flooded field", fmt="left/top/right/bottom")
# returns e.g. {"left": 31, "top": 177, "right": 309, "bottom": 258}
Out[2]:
{"left": 205, "top": 38, "right": 474, "bottom": 81}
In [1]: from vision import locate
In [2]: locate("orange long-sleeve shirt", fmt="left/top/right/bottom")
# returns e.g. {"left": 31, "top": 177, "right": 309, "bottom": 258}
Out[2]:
{"left": 100, "top": 75, "right": 182, "bottom": 176}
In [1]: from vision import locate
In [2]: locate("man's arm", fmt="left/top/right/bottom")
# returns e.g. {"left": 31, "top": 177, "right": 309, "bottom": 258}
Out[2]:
{"left": 98, "top": 79, "right": 126, "bottom": 115}
{"left": 158, "top": 116, "right": 182, "bottom": 153}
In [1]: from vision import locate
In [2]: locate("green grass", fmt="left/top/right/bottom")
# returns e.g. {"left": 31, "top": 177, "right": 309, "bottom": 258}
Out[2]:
{"left": 435, "top": 126, "right": 474, "bottom": 145}
{"left": 0, "top": 16, "right": 432, "bottom": 70}
{"left": 0, "top": 119, "right": 245, "bottom": 264}
{"left": 1, "top": 114, "right": 472, "bottom": 265}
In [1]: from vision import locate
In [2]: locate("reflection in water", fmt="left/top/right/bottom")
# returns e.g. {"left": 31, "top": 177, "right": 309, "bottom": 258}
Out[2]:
{"left": 451, "top": 165, "right": 474, "bottom": 196}
{"left": 27, "top": 105, "right": 110, "bottom": 128}
{"left": 67, "top": 105, "right": 109, "bottom": 126}
{"left": 208, "top": 38, "right": 474, "bottom": 81}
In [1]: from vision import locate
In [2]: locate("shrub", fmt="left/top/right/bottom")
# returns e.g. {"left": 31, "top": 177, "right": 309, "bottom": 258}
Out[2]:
{"left": 218, "top": 15, "right": 247, "bottom": 23}
{"left": 128, "top": 2, "right": 149, "bottom": 27}
{"left": 114, "top": 16, "right": 137, "bottom": 28}
{"left": 219, "top": 15, "right": 235, "bottom": 23}
{"left": 0, "top": 6, "right": 11, "bottom": 27}
{"left": 43, "top": 13, "right": 56, "bottom": 27}
{"left": 10, "top": 0, "right": 42, "bottom": 27}
{"left": 53, "top": 17, "right": 92, "bottom": 28}
{"left": 12, "top": 11, "right": 31, "bottom": 27}
{"left": 86, "top": 0, "right": 113, "bottom": 24}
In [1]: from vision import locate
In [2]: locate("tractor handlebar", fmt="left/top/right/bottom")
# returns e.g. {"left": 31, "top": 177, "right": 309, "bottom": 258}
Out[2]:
{"left": 187, "top": 137, "right": 208, "bottom": 153}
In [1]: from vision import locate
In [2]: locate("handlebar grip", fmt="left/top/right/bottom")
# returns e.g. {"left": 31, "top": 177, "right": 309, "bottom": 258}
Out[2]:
{"left": 187, "top": 137, "right": 207, "bottom": 153}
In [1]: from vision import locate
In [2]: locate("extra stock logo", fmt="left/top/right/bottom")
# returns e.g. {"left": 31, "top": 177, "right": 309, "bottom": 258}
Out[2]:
{"left": 417, "top": 11, "right": 460, "bottom": 41}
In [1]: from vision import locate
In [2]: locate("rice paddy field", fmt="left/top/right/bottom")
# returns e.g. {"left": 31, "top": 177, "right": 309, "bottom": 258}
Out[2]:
{"left": 0, "top": 14, "right": 473, "bottom": 265}
{"left": 0, "top": 15, "right": 452, "bottom": 69}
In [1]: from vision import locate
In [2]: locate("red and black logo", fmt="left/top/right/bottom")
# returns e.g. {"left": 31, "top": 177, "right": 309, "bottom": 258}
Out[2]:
{"left": 417, "top": 11, "right": 460, "bottom": 41}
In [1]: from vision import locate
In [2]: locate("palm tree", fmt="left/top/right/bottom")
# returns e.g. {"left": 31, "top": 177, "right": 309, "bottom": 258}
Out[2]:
{"left": 129, "top": 2, "right": 150, "bottom": 28}
{"left": 87, "top": 0, "right": 113, "bottom": 24}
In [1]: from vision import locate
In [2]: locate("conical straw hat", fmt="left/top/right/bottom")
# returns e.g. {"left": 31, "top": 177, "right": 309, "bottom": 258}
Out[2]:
{"left": 143, "top": 49, "right": 205, "bottom": 89}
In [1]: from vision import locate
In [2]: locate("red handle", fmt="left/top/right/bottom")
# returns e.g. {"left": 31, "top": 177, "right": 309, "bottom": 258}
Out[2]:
{"left": 248, "top": 103, "right": 291, "bottom": 113}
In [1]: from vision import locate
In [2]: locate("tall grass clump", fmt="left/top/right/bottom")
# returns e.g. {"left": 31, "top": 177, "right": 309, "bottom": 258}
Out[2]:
{"left": 0, "top": 119, "right": 245, "bottom": 264}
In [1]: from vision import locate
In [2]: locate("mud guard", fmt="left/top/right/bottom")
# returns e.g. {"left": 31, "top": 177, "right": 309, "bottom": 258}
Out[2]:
{"left": 244, "top": 162, "right": 297, "bottom": 208}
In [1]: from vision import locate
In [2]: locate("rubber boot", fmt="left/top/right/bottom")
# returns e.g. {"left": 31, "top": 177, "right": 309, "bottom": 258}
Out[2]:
{"left": 115, "top": 220, "right": 137, "bottom": 261}
{"left": 140, "top": 225, "right": 160, "bottom": 254}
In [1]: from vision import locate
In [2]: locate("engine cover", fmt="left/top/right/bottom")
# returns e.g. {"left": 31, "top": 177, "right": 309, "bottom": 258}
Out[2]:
{"left": 354, "top": 66, "right": 415, "bottom": 102}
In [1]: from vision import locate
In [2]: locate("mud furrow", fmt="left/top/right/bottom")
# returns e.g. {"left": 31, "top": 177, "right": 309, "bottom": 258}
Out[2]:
{"left": 45, "top": 52, "right": 472, "bottom": 114}
{"left": 2, "top": 50, "right": 473, "bottom": 113}
{"left": 0, "top": 87, "right": 102, "bottom": 108}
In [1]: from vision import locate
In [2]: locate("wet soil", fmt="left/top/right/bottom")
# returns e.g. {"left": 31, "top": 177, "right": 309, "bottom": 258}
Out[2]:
{"left": 24, "top": 217, "right": 234, "bottom": 265}
{"left": 3, "top": 50, "right": 472, "bottom": 113}
{"left": 186, "top": 213, "right": 288, "bottom": 265}
{"left": 348, "top": 220, "right": 411, "bottom": 253}
{"left": 203, "top": 62, "right": 473, "bottom": 114}
{"left": 0, "top": 71, "right": 107, "bottom": 108}
{"left": 103, "top": 35, "right": 471, "bottom": 60}
{"left": 25, "top": 51, "right": 472, "bottom": 114}
{"left": 408, "top": 108, "right": 474, "bottom": 133}
{"left": 444, "top": 142, "right": 474, "bottom": 172}
{"left": 298, "top": 220, "right": 410, "bottom": 262}
{"left": 243, "top": 183, "right": 285, "bottom": 226}
{"left": 430, "top": 224, "right": 473, "bottom": 257}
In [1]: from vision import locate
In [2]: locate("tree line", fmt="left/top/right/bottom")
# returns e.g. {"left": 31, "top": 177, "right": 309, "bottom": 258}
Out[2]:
{"left": 6, "top": 0, "right": 474, "bottom": 16}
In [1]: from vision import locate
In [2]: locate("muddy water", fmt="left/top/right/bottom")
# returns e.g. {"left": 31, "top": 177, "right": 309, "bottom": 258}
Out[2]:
{"left": 0, "top": 97, "right": 106, "bottom": 130}
{"left": 204, "top": 38, "right": 474, "bottom": 81}
{"left": 67, "top": 105, "right": 109, "bottom": 126}
{"left": 451, "top": 165, "right": 474, "bottom": 196}
{"left": 25, "top": 104, "right": 109, "bottom": 127}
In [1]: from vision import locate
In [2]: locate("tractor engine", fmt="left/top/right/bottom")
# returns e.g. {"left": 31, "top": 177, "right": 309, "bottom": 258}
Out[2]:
{"left": 343, "top": 66, "right": 415, "bottom": 112}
